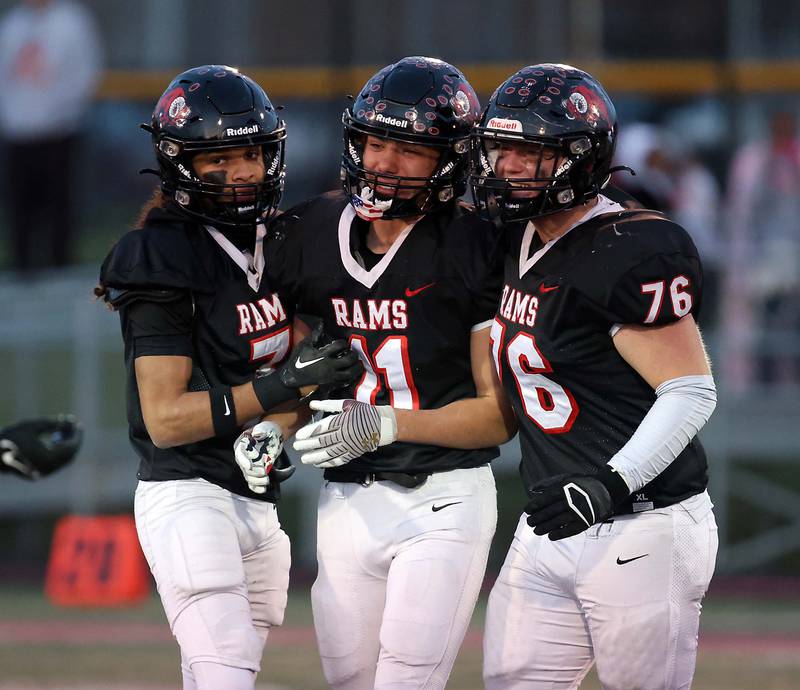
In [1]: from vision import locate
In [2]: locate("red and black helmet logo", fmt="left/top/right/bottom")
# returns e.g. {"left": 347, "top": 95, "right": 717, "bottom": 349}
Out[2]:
{"left": 155, "top": 87, "right": 192, "bottom": 129}
{"left": 564, "top": 85, "right": 610, "bottom": 128}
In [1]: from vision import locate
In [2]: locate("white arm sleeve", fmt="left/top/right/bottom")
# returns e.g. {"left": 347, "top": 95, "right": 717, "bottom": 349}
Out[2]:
{"left": 608, "top": 375, "right": 717, "bottom": 492}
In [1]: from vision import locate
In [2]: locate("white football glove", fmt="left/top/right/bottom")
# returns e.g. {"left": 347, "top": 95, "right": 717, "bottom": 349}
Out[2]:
{"left": 233, "top": 421, "right": 284, "bottom": 494}
{"left": 293, "top": 399, "right": 397, "bottom": 468}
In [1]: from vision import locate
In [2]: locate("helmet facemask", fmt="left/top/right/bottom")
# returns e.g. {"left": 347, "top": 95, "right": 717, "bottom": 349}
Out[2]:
{"left": 157, "top": 135, "right": 286, "bottom": 231}
{"left": 471, "top": 130, "right": 602, "bottom": 223}
{"left": 341, "top": 113, "right": 468, "bottom": 221}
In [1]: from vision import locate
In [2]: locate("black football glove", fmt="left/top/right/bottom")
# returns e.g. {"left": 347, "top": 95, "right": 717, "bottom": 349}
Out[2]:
{"left": 278, "top": 322, "right": 363, "bottom": 389}
{"left": 271, "top": 449, "right": 296, "bottom": 483}
{"left": 524, "top": 465, "right": 630, "bottom": 541}
{"left": 0, "top": 415, "right": 83, "bottom": 480}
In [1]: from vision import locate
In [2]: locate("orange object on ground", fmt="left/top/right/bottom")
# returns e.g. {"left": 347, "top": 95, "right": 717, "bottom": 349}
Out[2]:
{"left": 45, "top": 514, "right": 151, "bottom": 607}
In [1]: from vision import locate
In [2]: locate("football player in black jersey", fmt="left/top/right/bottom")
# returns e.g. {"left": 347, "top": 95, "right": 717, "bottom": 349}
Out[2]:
{"left": 262, "top": 57, "right": 516, "bottom": 689}
{"left": 97, "top": 66, "right": 361, "bottom": 690}
{"left": 470, "top": 64, "right": 719, "bottom": 690}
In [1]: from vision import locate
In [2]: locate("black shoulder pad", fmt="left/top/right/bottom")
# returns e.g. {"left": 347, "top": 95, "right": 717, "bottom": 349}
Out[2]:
{"left": 100, "top": 225, "right": 207, "bottom": 293}
{"left": 564, "top": 213, "right": 702, "bottom": 318}
{"left": 106, "top": 287, "right": 188, "bottom": 309}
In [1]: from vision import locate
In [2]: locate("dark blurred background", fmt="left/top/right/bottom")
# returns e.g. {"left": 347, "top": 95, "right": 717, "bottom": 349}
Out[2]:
{"left": 0, "top": 0, "right": 798, "bottom": 586}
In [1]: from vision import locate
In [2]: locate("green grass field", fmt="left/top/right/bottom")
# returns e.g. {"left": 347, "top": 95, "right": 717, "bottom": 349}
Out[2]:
{"left": 0, "top": 586, "right": 798, "bottom": 689}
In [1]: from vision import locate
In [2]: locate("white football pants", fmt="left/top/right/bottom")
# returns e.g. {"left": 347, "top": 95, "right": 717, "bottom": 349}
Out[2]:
{"left": 134, "top": 478, "right": 291, "bottom": 684}
{"left": 484, "top": 490, "right": 718, "bottom": 690}
{"left": 312, "top": 465, "right": 497, "bottom": 690}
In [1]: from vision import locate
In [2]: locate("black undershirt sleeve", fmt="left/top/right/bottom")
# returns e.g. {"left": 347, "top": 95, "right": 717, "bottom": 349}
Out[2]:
{"left": 123, "top": 293, "right": 194, "bottom": 358}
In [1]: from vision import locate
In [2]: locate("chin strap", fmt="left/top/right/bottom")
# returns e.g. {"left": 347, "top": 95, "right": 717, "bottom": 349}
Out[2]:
{"left": 607, "top": 165, "right": 636, "bottom": 177}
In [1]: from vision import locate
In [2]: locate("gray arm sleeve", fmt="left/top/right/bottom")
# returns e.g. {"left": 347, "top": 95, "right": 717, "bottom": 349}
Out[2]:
{"left": 608, "top": 375, "right": 717, "bottom": 492}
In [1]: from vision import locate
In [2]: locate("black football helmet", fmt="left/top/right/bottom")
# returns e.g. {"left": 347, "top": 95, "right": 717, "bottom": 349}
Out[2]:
{"left": 143, "top": 65, "right": 286, "bottom": 229}
{"left": 470, "top": 63, "right": 617, "bottom": 222}
{"left": 341, "top": 56, "right": 481, "bottom": 220}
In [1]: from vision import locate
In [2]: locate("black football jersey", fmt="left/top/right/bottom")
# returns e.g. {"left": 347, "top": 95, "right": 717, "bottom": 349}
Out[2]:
{"left": 493, "top": 197, "right": 709, "bottom": 512}
{"left": 268, "top": 191, "right": 503, "bottom": 476}
{"left": 100, "top": 205, "right": 293, "bottom": 501}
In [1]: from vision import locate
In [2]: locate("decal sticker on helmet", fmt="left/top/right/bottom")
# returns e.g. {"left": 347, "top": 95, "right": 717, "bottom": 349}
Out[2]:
{"left": 452, "top": 90, "right": 471, "bottom": 118}
{"left": 486, "top": 117, "right": 522, "bottom": 132}
{"left": 156, "top": 87, "right": 191, "bottom": 128}
{"left": 225, "top": 124, "right": 260, "bottom": 137}
{"left": 564, "top": 85, "right": 611, "bottom": 128}
{"left": 375, "top": 113, "right": 410, "bottom": 128}
{"left": 567, "top": 91, "right": 588, "bottom": 117}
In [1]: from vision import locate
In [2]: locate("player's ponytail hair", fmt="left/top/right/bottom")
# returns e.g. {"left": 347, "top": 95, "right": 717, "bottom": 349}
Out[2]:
{"left": 134, "top": 187, "right": 170, "bottom": 229}
{"left": 94, "top": 187, "right": 171, "bottom": 304}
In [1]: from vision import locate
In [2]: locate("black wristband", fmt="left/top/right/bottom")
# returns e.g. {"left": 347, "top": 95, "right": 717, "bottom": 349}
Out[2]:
{"left": 251, "top": 369, "right": 299, "bottom": 411}
{"left": 209, "top": 387, "right": 239, "bottom": 437}
{"left": 596, "top": 464, "right": 631, "bottom": 507}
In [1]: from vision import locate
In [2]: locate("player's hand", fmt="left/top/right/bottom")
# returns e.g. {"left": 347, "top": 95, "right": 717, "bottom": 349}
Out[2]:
{"left": 0, "top": 415, "right": 83, "bottom": 480}
{"left": 524, "top": 466, "right": 629, "bottom": 540}
{"left": 293, "top": 399, "right": 397, "bottom": 468}
{"left": 277, "top": 322, "right": 364, "bottom": 389}
{"left": 233, "top": 421, "right": 283, "bottom": 494}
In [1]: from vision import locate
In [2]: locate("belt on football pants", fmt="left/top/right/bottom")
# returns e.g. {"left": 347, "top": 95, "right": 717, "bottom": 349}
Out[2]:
{"left": 323, "top": 469, "right": 430, "bottom": 489}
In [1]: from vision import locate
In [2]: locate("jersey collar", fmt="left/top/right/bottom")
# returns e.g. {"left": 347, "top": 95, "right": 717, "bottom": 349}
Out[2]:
{"left": 518, "top": 194, "right": 624, "bottom": 279}
{"left": 204, "top": 224, "right": 266, "bottom": 292}
{"left": 337, "top": 204, "right": 417, "bottom": 288}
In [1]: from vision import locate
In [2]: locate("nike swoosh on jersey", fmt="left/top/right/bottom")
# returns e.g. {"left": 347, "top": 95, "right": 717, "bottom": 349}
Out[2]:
{"left": 295, "top": 356, "right": 325, "bottom": 369}
{"left": 223, "top": 396, "right": 231, "bottom": 416}
{"left": 431, "top": 501, "right": 462, "bottom": 512}
{"left": 405, "top": 282, "right": 436, "bottom": 297}
{"left": 616, "top": 554, "right": 649, "bottom": 565}
{"left": 538, "top": 283, "right": 560, "bottom": 293}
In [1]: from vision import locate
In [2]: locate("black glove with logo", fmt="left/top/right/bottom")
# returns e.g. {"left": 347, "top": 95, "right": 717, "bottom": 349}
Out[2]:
{"left": 524, "top": 465, "right": 630, "bottom": 541}
{"left": 252, "top": 322, "right": 364, "bottom": 410}
{"left": 0, "top": 415, "right": 83, "bottom": 480}
{"left": 278, "top": 322, "right": 363, "bottom": 389}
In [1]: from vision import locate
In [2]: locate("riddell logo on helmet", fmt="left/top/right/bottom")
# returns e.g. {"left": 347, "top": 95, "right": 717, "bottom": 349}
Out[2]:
{"left": 375, "top": 113, "right": 409, "bottom": 129}
{"left": 226, "top": 124, "right": 260, "bottom": 136}
{"left": 487, "top": 117, "right": 522, "bottom": 132}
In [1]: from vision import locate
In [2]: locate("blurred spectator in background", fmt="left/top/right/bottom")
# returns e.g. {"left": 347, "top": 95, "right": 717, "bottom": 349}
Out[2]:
{"left": 613, "top": 122, "right": 674, "bottom": 211}
{"left": 0, "top": 0, "right": 101, "bottom": 273}
{"left": 669, "top": 137, "right": 722, "bottom": 327}
{"left": 614, "top": 122, "right": 722, "bottom": 324}
{"left": 722, "top": 110, "right": 800, "bottom": 389}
